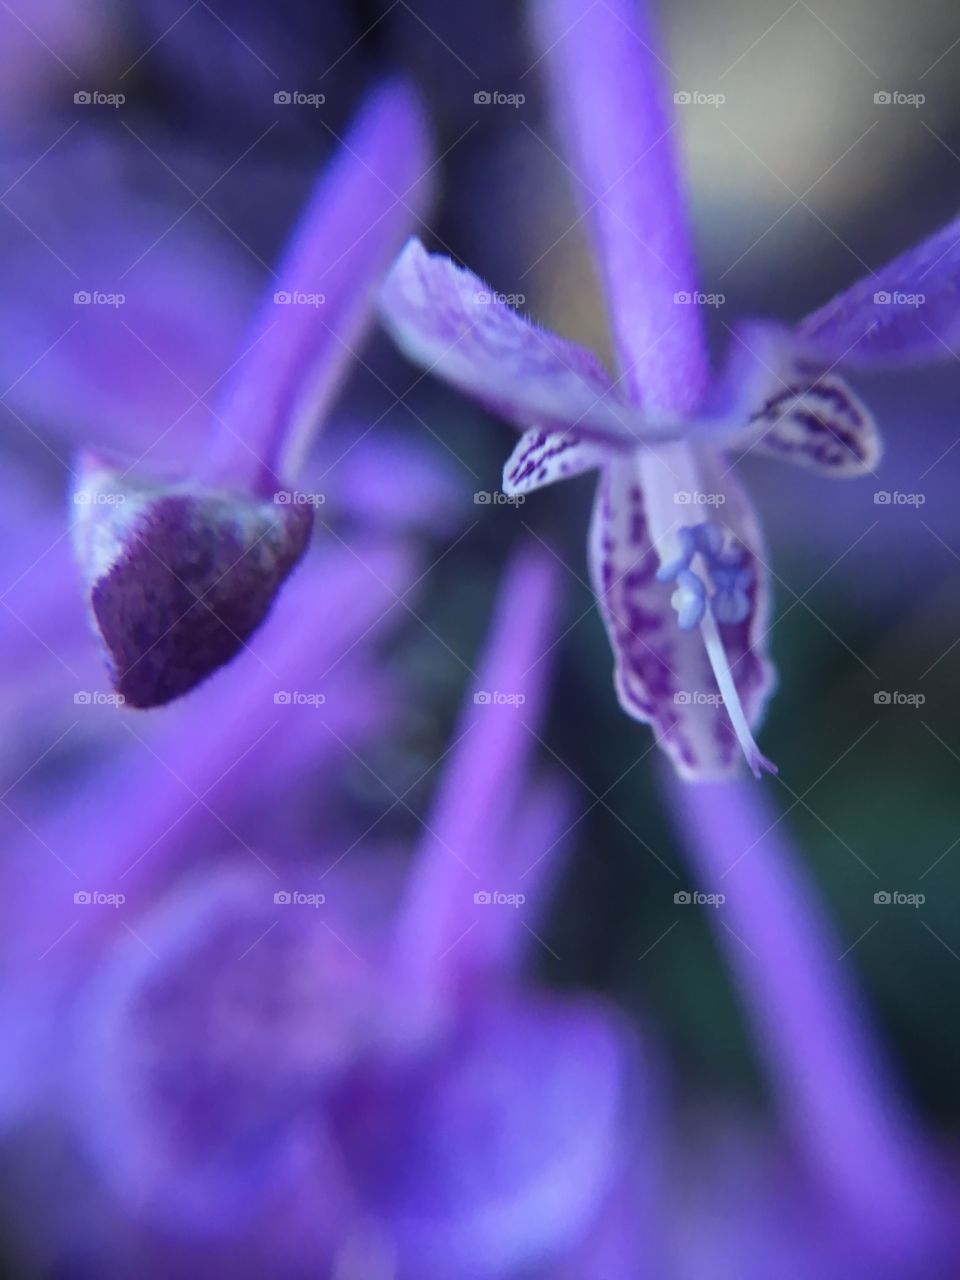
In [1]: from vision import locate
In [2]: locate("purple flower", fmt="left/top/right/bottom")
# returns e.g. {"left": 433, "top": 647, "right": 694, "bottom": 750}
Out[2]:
{"left": 52, "top": 549, "right": 636, "bottom": 1277}
{"left": 379, "top": 0, "right": 954, "bottom": 781}
{"left": 72, "top": 78, "right": 434, "bottom": 708}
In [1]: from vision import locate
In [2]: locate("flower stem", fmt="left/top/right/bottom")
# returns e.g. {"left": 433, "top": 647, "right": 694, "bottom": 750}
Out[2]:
{"left": 198, "top": 79, "right": 433, "bottom": 495}
{"left": 666, "top": 771, "right": 946, "bottom": 1252}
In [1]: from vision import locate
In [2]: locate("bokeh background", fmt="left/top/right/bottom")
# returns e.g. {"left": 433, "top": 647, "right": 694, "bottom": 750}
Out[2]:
{"left": 1, "top": 0, "right": 959, "bottom": 1275}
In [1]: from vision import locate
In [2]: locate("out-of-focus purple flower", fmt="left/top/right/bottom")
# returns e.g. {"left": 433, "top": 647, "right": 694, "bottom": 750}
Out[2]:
{"left": 380, "top": 0, "right": 956, "bottom": 783}
{"left": 43, "top": 549, "right": 637, "bottom": 1278}
{"left": 71, "top": 78, "right": 434, "bottom": 709}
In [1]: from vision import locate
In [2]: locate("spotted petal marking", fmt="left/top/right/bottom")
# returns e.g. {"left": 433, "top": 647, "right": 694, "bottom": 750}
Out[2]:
{"left": 742, "top": 366, "right": 881, "bottom": 475}
{"left": 710, "top": 321, "right": 881, "bottom": 476}
{"left": 503, "top": 428, "right": 608, "bottom": 496}
{"left": 587, "top": 452, "right": 775, "bottom": 780}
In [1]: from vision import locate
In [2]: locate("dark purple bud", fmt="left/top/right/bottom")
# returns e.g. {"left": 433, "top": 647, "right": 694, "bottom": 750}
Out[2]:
{"left": 72, "top": 455, "right": 312, "bottom": 708}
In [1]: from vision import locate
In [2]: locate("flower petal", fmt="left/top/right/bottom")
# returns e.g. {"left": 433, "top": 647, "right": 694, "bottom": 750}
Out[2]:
{"left": 335, "top": 994, "right": 627, "bottom": 1278}
{"left": 588, "top": 452, "right": 775, "bottom": 779}
{"left": 502, "top": 428, "right": 608, "bottom": 496}
{"left": 797, "top": 211, "right": 960, "bottom": 368}
{"left": 531, "top": 0, "right": 711, "bottom": 412}
{"left": 710, "top": 321, "right": 882, "bottom": 476}
{"left": 204, "top": 79, "right": 435, "bottom": 490}
{"left": 380, "top": 239, "right": 666, "bottom": 448}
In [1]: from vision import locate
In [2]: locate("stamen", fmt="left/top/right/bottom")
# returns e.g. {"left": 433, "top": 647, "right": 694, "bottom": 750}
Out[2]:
{"left": 700, "top": 609, "right": 778, "bottom": 779}
{"left": 657, "top": 521, "right": 754, "bottom": 627}
{"left": 670, "top": 569, "right": 706, "bottom": 630}
{"left": 657, "top": 521, "right": 775, "bottom": 776}
{"left": 655, "top": 526, "right": 697, "bottom": 582}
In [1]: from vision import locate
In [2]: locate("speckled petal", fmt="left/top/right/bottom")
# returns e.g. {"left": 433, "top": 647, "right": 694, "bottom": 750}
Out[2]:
{"left": 502, "top": 428, "right": 608, "bottom": 496}
{"left": 712, "top": 321, "right": 882, "bottom": 476}
{"left": 587, "top": 452, "right": 775, "bottom": 779}
{"left": 380, "top": 239, "right": 667, "bottom": 448}
{"left": 798, "top": 211, "right": 960, "bottom": 368}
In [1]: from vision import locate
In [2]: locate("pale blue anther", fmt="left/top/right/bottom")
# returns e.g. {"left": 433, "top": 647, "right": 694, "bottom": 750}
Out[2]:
{"left": 655, "top": 527, "right": 698, "bottom": 583}
{"left": 658, "top": 522, "right": 754, "bottom": 628}
{"left": 670, "top": 568, "right": 706, "bottom": 630}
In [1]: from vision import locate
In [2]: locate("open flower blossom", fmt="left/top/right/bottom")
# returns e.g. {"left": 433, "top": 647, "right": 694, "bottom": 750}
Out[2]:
{"left": 72, "top": 78, "right": 432, "bottom": 709}
{"left": 380, "top": 0, "right": 958, "bottom": 781}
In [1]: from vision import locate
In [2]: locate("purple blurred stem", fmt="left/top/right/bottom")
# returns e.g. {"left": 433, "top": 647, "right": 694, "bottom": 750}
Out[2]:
{"left": 390, "top": 547, "right": 562, "bottom": 1033}
{"left": 667, "top": 772, "right": 944, "bottom": 1245}
{"left": 198, "top": 79, "right": 433, "bottom": 495}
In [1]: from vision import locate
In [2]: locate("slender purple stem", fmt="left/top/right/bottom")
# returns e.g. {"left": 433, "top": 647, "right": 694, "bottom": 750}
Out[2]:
{"left": 199, "top": 79, "right": 433, "bottom": 494}
{"left": 667, "top": 771, "right": 946, "bottom": 1252}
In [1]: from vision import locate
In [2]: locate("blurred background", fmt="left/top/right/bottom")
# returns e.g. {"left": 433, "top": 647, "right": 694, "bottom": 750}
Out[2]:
{"left": 1, "top": 0, "right": 959, "bottom": 1276}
